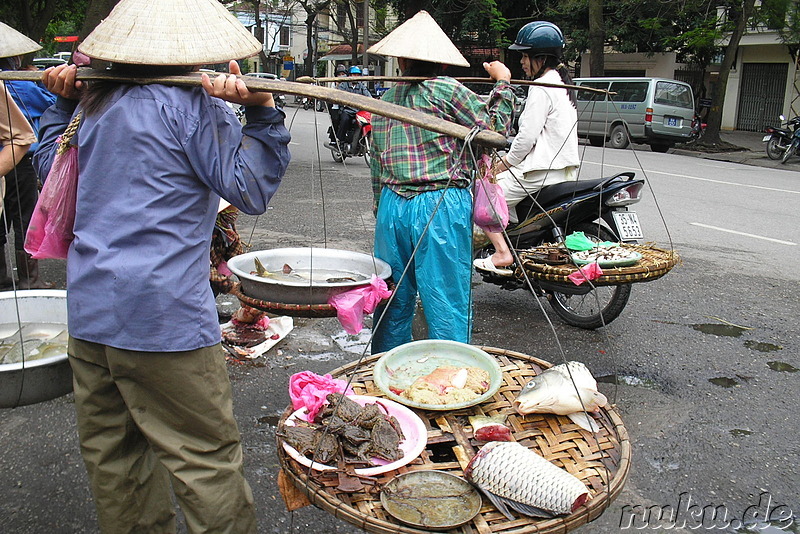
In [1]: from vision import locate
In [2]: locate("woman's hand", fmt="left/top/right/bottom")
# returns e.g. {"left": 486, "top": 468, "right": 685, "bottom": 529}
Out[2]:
{"left": 201, "top": 60, "right": 274, "bottom": 108}
{"left": 41, "top": 64, "right": 83, "bottom": 100}
{"left": 483, "top": 61, "right": 512, "bottom": 83}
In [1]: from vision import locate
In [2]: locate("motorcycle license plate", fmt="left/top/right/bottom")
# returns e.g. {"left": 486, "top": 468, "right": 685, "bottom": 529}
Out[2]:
{"left": 613, "top": 210, "right": 644, "bottom": 240}
{"left": 762, "top": 135, "right": 772, "bottom": 142}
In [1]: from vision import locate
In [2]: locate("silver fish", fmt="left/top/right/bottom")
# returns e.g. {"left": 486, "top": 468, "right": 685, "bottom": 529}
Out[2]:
{"left": 464, "top": 441, "right": 589, "bottom": 519}
{"left": 513, "top": 361, "right": 607, "bottom": 432}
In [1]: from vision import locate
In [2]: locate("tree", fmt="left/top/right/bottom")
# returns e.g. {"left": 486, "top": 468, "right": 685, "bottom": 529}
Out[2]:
{"left": 700, "top": 0, "right": 757, "bottom": 146}
{"left": 587, "top": 0, "right": 603, "bottom": 75}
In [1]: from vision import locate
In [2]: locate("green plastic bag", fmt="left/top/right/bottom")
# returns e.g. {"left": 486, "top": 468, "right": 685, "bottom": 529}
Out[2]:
{"left": 564, "top": 231, "right": 596, "bottom": 251}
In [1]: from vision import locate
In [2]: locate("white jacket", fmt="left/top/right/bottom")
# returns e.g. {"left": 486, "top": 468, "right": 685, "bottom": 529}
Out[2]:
{"left": 504, "top": 70, "right": 580, "bottom": 173}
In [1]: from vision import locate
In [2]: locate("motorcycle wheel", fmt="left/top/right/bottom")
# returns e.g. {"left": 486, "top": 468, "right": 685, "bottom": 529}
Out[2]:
{"left": 766, "top": 136, "right": 785, "bottom": 160}
{"left": 780, "top": 140, "right": 797, "bottom": 164}
{"left": 547, "top": 223, "right": 632, "bottom": 329}
{"left": 361, "top": 136, "right": 371, "bottom": 165}
{"left": 330, "top": 148, "right": 344, "bottom": 163}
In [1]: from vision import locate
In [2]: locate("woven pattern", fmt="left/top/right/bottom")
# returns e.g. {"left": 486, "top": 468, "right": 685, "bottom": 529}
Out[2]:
{"left": 519, "top": 243, "right": 680, "bottom": 286}
{"left": 230, "top": 283, "right": 338, "bottom": 318}
{"left": 278, "top": 347, "right": 631, "bottom": 534}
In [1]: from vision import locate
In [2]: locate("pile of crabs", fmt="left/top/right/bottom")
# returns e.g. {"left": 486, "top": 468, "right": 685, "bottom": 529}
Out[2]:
{"left": 279, "top": 393, "right": 404, "bottom": 467}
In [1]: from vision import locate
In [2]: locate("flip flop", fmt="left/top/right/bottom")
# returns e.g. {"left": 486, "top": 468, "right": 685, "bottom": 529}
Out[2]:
{"left": 473, "top": 256, "right": 513, "bottom": 276}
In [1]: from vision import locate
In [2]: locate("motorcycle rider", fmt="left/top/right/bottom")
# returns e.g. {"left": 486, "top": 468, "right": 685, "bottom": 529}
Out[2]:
{"left": 326, "top": 64, "right": 348, "bottom": 143}
{"left": 331, "top": 65, "right": 372, "bottom": 155}
{"left": 473, "top": 21, "right": 580, "bottom": 275}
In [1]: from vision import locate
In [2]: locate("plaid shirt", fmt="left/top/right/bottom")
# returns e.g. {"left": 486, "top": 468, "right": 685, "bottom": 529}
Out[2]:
{"left": 370, "top": 78, "right": 514, "bottom": 209}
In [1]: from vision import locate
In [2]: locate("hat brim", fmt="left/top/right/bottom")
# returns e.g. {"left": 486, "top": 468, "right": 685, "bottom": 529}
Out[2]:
{"left": 367, "top": 11, "right": 470, "bottom": 68}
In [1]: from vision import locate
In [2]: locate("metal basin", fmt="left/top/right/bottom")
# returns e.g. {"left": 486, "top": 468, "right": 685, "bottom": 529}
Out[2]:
{"left": 0, "top": 290, "right": 72, "bottom": 408}
{"left": 228, "top": 248, "right": 391, "bottom": 305}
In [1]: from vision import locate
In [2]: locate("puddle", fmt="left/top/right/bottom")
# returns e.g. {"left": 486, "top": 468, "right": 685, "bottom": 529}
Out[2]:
{"left": 692, "top": 323, "right": 747, "bottom": 337}
{"left": 767, "top": 361, "right": 799, "bottom": 373}
{"left": 709, "top": 377, "right": 739, "bottom": 388}
{"left": 299, "top": 352, "right": 346, "bottom": 362}
{"left": 729, "top": 428, "right": 753, "bottom": 437}
{"left": 331, "top": 328, "right": 372, "bottom": 354}
{"left": 743, "top": 340, "right": 782, "bottom": 353}
{"left": 596, "top": 374, "right": 659, "bottom": 389}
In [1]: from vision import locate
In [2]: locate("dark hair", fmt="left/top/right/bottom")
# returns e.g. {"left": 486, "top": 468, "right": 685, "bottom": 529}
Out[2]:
{"left": 81, "top": 64, "right": 194, "bottom": 116}
{"left": 401, "top": 59, "right": 444, "bottom": 78}
{"left": 526, "top": 53, "right": 576, "bottom": 108}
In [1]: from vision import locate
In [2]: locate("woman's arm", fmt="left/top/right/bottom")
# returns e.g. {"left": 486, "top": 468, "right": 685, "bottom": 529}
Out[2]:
{"left": 0, "top": 82, "right": 36, "bottom": 176}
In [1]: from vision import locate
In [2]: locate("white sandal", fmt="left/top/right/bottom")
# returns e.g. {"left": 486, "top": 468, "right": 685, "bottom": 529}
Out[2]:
{"left": 473, "top": 256, "right": 513, "bottom": 276}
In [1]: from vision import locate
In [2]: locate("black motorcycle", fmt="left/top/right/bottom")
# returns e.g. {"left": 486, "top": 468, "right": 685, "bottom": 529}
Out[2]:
{"left": 474, "top": 172, "right": 645, "bottom": 329}
{"left": 763, "top": 114, "right": 800, "bottom": 161}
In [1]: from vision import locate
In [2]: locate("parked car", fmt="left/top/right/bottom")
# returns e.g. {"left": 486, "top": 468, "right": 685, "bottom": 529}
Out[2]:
{"left": 574, "top": 77, "right": 695, "bottom": 152}
{"left": 32, "top": 57, "right": 67, "bottom": 69}
{"left": 244, "top": 72, "right": 278, "bottom": 80}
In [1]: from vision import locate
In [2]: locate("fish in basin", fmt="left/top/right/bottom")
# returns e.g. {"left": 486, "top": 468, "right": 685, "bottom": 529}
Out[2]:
{"left": 513, "top": 361, "right": 607, "bottom": 432}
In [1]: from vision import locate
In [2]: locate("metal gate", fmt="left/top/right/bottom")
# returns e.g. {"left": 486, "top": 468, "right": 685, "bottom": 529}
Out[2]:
{"left": 737, "top": 63, "right": 787, "bottom": 131}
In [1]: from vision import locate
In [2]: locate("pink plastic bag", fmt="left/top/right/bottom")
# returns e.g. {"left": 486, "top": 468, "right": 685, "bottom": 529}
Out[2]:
{"left": 25, "top": 114, "right": 81, "bottom": 260}
{"left": 328, "top": 275, "right": 393, "bottom": 335}
{"left": 568, "top": 263, "right": 604, "bottom": 285}
{"left": 288, "top": 371, "right": 354, "bottom": 421}
{"left": 473, "top": 154, "right": 508, "bottom": 233}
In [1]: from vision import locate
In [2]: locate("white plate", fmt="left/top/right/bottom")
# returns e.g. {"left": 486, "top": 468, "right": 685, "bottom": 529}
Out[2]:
{"left": 280, "top": 395, "right": 427, "bottom": 476}
{"left": 612, "top": 210, "right": 644, "bottom": 240}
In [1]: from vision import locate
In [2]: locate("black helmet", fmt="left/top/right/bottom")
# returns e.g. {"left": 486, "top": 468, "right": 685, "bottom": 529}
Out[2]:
{"left": 335, "top": 64, "right": 347, "bottom": 75}
{"left": 509, "top": 21, "right": 565, "bottom": 58}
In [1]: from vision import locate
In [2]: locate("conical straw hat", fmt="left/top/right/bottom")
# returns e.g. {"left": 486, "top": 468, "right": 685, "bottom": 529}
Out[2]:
{"left": 367, "top": 11, "right": 469, "bottom": 68}
{"left": 78, "top": 0, "right": 262, "bottom": 65}
{"left": 0, "top": 22, "right": 42, "bottom": 59}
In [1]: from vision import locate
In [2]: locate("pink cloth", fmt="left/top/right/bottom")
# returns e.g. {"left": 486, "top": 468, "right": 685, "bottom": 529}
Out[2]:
{"left": 568, "top": 263, "right": 604, "bottom": 285}
{"left": 289, "top": 371, "right": 354, "bottom": 421}
{"left": 328, "top": 275, "right": 393, "bottom": 335}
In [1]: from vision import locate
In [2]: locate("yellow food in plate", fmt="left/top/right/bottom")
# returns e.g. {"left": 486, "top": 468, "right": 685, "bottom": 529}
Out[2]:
{"left": 402, "top": 366, "right": 491, "bottom": 405}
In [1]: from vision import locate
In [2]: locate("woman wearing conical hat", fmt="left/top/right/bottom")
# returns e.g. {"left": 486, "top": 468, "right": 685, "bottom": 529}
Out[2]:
{"left": 366, "top": 11, "right": 515, "bottom": 353}
{"left": 32, "top": 0, "right": 290, "bottom": 531}
{"left": 0, "top": 22, "right": 37, "bottom": 219}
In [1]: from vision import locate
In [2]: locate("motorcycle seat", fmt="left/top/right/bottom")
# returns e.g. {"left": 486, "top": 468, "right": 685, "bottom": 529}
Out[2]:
{"left": 519, "top": 176, "right": 610, "bottom": 211}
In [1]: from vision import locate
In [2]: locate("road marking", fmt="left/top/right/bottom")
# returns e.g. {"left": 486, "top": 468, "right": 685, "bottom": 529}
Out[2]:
{"left": 580, "top": 161, "right": 800, "bottom": 195}
{"left": 690, "top": 222, "right": 797, "bottom": 245}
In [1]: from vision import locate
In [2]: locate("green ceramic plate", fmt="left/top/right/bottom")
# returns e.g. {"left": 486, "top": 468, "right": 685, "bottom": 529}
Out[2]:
{"left": 571, "top": 249, "right": 643, "bottom": 268}
{"left": 372, "top": 340, "right": 502, "bottom": 411}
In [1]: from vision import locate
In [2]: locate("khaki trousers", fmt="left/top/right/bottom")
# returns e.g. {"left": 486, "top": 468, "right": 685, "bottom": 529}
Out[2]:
{"left": 68, "top": 337, "right": 256, "bottom": 534}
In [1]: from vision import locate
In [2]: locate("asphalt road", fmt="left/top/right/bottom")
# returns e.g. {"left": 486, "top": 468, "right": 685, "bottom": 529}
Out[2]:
{"left": 3, "top": 104, "right": 799, "bottom": 533}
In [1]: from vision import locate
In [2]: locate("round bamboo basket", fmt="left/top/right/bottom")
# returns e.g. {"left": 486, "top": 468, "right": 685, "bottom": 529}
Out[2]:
{"left": 277, "top": 347, "right": 631, "bottom": 533}
{"left": 519, "top": 243, "right": 680, "bottom": 286}
{"left": 230, "top": 283, "right": 338, "bottom": 318}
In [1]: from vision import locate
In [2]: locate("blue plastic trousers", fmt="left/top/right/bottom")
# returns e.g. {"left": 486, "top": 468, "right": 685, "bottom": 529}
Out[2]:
{"left": 372, "top": 187, "right": 472, "bottom": 353}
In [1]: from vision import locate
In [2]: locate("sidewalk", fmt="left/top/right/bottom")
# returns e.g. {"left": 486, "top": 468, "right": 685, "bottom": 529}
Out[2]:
{"left": 673, "top": 129, "right": 799, "bottom": 170}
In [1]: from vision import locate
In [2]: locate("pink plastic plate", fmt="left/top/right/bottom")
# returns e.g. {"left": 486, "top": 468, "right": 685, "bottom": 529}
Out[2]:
{"left": 281, "top": 395, "right": 427, "bottom": 476}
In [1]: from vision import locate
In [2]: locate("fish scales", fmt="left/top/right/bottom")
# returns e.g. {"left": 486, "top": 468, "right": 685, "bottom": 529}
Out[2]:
{"left": 465, "top": 441, "right": 589, "bottom": 518}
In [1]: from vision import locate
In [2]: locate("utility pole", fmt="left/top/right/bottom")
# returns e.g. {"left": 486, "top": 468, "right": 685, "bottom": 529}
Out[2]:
{"left": 362, "top": 0, "right": 369, "bottom": 72}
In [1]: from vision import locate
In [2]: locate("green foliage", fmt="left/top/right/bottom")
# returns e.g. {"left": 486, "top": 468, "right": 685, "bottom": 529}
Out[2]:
{"left": 385, "top": 0, "right": 509, "bottom": 46}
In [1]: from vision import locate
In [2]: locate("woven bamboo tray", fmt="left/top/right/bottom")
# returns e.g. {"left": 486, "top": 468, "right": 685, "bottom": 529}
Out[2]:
{"left": 519, "top": 243, "right": 680, "bottom": 286}
{"left": 230, "top": 283, "right": 338, "bottom": 318}
{"left": 277, "top": 347, "right": 631, "bottom": 534}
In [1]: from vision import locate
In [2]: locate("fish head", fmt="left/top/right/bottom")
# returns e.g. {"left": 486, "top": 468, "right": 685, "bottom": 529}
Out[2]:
{"left": 512, "top": 371, "right": 568, "bottom": 414}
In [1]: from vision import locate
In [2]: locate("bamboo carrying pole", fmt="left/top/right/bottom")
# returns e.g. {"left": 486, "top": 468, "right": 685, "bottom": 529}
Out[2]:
{"left": 296, "top": 75, "right": 612, "bottom": 95}
{"left": 0, "top": 68, "right": 509, "bottom": 150}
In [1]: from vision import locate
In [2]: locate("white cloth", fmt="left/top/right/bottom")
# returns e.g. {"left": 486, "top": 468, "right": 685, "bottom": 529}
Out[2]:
{"left": 503, "top": 70, "right": 580, "bottom": 174}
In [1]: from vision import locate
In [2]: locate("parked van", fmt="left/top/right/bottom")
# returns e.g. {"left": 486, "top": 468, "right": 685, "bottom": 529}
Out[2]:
{"left": 573, "top": 77, "right": 694, "bottom": 152}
